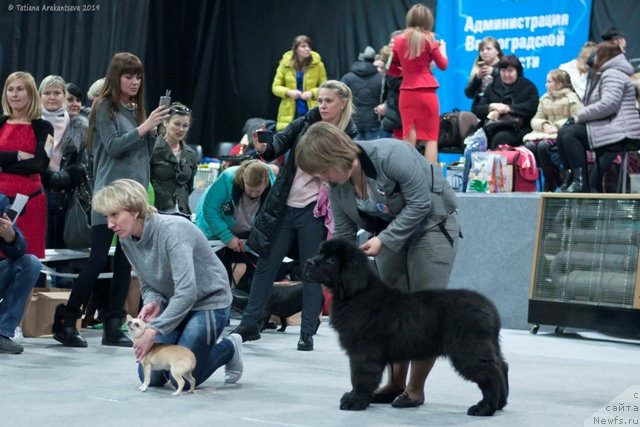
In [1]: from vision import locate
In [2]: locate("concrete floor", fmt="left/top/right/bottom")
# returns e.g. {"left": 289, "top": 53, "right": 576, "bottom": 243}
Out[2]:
{"left": 2, "top": 318, "right": 639, "bottom": 427}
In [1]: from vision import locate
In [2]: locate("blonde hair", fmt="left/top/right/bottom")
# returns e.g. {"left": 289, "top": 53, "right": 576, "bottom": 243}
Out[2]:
{"left": 404, "top": 3, "right": 435, "bottom": 60}
{"left": 577, "top": 41, "right": 597, "bottom": 74}
{"left": 548, "top": 69, "right": 575, "bottom": 92}
{"left": 93, "top": 179, "right": 157, "bottom": 219}
{"left": 87, "top": 77, "right": 105, "bottom": 101}
{"left": 468, "top": 37, "right": 503, "bottom": 82}
{"left": 318, "top": 80, "right": 353, "bottom": 131}
{"left": 2, "top": 71, "right": 42, "bottom": 120}
{"left": 233, "top": 159, "right": 270, "bottom": 189}
{"left": 38, "top": 75, "right": 67, "bottom": 95}
{"left": 296, "top": 122, "right": 359, "bottom": 175}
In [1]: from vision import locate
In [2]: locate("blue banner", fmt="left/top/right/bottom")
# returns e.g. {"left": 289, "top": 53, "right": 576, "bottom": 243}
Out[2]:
{"left": 434, "top": 0, "right": 593, "bottom": 113}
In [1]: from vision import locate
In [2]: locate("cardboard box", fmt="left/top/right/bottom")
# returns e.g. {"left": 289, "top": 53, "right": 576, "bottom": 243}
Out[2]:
{"left": 21, "top": 288, "right": 81, "bottom": 337}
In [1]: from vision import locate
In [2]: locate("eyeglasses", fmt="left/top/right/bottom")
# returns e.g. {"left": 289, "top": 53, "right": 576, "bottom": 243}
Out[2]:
{"left": 170, "top": 105, "right": 192, "bottom": 115}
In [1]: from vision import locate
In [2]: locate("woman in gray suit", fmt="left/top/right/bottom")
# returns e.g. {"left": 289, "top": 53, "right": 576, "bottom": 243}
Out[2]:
{"left": 295, "top": 122, "right": 459, "bottom": 408}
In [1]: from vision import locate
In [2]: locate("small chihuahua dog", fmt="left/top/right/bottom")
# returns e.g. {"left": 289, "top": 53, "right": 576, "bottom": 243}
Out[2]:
{"left": 126, "top": 315, "right": 197, "bottom": 396}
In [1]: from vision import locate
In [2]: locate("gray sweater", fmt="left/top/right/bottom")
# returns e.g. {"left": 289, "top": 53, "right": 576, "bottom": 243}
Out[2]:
{"left": 120, "top": 213, "right": 232, "bottom": 335}
{"left": 91, "top": 101, "right": 153, "bottom": 225}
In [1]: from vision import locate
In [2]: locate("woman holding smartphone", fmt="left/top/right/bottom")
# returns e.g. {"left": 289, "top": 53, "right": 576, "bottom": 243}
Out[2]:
{"left": 232, "top": 80, "right": 356, "bottom": 351}
{"left": 52, "top": 52, "right": 170, "bottom": 348}
{"left": 464, "top": 36, "right": 504, "bottom": 109}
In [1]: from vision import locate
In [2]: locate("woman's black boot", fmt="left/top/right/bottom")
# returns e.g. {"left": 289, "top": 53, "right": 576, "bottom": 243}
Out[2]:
{"left": 564, "top": 168, "right": 585, "bottom": 193}
{"left": 102, "top": 310, "right": 133, "bottom": 347}
{"left": 558, "top": 169, "right": 572, "bottom": 192}
{"left": 542, "top": 167, "right": 557, "bottom": 192}
{"left": 52, "top": 304, "right": 88, "bottom": 348}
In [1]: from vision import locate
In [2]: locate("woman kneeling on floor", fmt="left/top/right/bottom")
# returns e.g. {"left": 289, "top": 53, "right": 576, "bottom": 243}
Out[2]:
{"left": 92, "top": 179, "right": 243, "bottom": 388}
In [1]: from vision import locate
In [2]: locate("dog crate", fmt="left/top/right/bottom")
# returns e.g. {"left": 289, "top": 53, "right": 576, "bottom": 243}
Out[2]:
{"left": 529, "top": 193, "right": 640, "bottom": 336}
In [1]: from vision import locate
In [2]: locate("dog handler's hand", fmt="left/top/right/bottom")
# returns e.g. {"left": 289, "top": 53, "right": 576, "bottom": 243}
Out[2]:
{"left": 226, "top": 236, "right": 243, "bottom": 252}
{"left": 138, "top": 301, "right": 161, "bottom": 322}
{"left": 360, "top": 237, "right": 383, "bottom": 256}
{"left": 134, "top": 328, "right": 158, "bottom": 361}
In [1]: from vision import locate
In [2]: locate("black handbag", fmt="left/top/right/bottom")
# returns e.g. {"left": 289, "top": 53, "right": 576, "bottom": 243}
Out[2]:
{"left": 438, "top": 109, "right": 480, "bottom": 151}
{"left": 62, "top": 180, "right": 92, "bottom": 249}
{"left": 482, "top": 114, "right": 524, "bottom": 140}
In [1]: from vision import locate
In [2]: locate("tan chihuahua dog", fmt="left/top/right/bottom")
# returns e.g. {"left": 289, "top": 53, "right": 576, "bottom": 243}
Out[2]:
{"left": 126, "top": 315, "right": 197, "bottom": 396}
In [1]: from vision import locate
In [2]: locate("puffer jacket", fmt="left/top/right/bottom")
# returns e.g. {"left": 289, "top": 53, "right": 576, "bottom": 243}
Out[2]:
{"left": 272, "top": 50, "right": 327, "bottom": 131}
{"left": 577, "top": 54, "right": 640, "bottom": 149}
{"left": 150, "top": 136, "right": 198, "bottom": 214}
{"left": 341, "top": 61, "right": 383, "bottom": 132}
{"left": 247, "top": 107, "right": 357, "bottom": 256}
{"left": 530, "top": 88, "right": 583, "bottom": 131}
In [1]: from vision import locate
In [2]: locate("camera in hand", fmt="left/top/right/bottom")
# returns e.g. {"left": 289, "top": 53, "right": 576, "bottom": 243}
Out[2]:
{"left": 257, "top": 130, "right": 273, "bottom": 144}
{"left": 159, "top": 89, "right": 171, "bottom": 108}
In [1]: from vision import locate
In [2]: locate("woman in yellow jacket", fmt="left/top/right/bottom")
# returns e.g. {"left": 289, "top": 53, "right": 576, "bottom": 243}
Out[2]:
{"left": 272, "top": 35, "right": 327, "bottom": 131}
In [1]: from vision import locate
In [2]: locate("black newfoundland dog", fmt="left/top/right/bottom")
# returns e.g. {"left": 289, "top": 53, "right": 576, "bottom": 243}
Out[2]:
{"left": 303, "top": 238, "right": 508, "bottom": 416}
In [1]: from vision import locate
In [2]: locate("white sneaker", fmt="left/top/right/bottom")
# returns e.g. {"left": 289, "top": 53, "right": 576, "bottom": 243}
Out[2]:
{"left": 224, "top": 333, "right": 243, "bottom": 384}
{"left": 11, "top": 326, "right": 24, "bottom": 344}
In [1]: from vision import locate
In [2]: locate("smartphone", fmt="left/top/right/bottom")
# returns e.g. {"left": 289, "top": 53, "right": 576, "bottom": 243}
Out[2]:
{"left": 257, "top": 130, "right": 274, "bottom": 144}
{"left": 159, "top": 89, "right": 171, "bottom": 108}
{"left": 5, "top": 208, "right": 18, "bottom": 223}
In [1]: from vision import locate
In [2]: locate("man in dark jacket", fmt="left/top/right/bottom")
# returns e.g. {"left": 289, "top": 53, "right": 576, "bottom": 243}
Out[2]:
{"left": 0, "top": 193, "right": 42, "bottom": 354}
{"left": 341, "top": 46, "right": 383, "bottom": 140}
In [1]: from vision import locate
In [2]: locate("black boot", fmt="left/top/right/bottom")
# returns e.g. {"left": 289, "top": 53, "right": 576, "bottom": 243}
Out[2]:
{"left": 542, "top": 167, "right": 557, "bottom": 192}
{"left": 564, "top": 168, "right": 586, "bottom": 193}
{"left": 297, "top": 332, "right": 314, "bottom": 351}
{"left": 102, "top": 311, "right": 133, "bottom": 347}
{"left": 558, "top": 169, "right": 572, "bottom": 192}
{"left": 52, "top": 304, "right": 87, "bottom": 348}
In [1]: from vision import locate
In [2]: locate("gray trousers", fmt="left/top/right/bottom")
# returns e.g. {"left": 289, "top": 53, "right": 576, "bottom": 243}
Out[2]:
{"left": 376, "top": 215, "right": 459, "bottom": 293}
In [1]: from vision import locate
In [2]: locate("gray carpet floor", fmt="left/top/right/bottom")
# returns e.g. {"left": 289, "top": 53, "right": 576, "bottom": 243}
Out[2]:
{"left": 2, "top": 319, "right": 639, "bottom": 427}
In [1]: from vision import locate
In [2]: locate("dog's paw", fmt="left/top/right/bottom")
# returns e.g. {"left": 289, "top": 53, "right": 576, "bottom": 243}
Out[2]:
{"left": 339, "top": 391, "right": 369, "bottom": 411}
{"left": 138, "top": 384, "right": 149, "bottom": 392}
{"left": 171, "top": 391, "right": 182, "bottom": 396}
{"left": 467, "top": 402, "right": 496, "bottom": 416}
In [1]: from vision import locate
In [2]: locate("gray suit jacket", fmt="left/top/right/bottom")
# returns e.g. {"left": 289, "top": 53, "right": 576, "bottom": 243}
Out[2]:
{"left": 330, "top": 139, "right": 457, "bottom": 253}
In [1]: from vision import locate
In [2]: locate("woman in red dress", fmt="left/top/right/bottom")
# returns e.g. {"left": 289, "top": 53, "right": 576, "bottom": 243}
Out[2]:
{"left": 0, "top": 72, "right": 52, "bottom": 258}
{"left": 388, "top": 3, "right": 447, "bottom": 164}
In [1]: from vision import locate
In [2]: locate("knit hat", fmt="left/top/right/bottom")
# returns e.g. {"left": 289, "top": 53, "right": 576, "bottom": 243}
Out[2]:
{"left": 601, "top": 27, "right": 624, "bottom": 41}
{"left": 358, "top": 46, "right": 376, "bottom": 62}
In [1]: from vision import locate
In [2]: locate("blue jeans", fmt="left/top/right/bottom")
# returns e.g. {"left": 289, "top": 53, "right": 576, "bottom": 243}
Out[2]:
{"left": 355, "top": 128, "right": 382, "bottom": 141}
{"left": 241, "top": 204, "right": 325, "bottom": 334}
{"left": 138, "top": 306, "right": 233, "bottom": 387}
{"left": 0, "top": 255, "right": 41, "bottom": 338}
